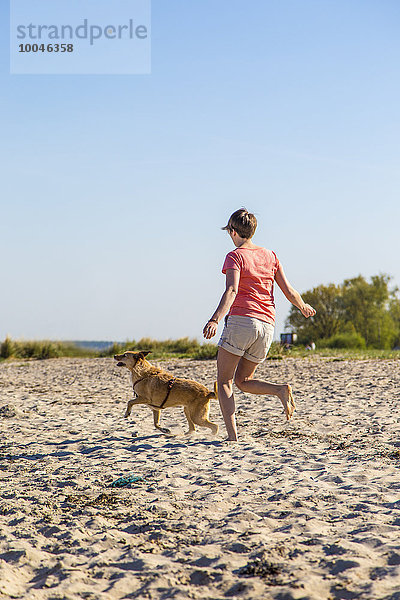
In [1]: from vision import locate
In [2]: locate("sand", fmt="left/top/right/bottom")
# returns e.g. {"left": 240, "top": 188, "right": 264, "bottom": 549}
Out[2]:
{"left": 1, "top": 355, "right": 400, "bottom": 599}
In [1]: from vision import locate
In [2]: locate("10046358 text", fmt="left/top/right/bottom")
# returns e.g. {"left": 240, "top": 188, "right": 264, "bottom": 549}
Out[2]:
{"left": 18, "top": 43, "right": 74, "bottom": 53}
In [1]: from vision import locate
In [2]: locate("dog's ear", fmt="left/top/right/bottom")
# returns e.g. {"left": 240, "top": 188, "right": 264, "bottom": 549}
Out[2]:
{"left": 138, "top": 351, "right": 151, "bottom": 359}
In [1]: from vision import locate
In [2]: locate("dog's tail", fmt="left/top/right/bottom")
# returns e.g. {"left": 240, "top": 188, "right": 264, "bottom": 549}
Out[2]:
{"left": 207, "top": 381, "right": 218, "bottom": 400}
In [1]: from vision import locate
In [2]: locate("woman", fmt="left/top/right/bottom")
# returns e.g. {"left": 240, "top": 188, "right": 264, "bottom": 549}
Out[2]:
{"left": 203, "top": 208, "right": 316, "bottom": 441}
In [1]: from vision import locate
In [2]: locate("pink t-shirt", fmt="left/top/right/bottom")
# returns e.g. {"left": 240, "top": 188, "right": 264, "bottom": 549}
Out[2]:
{"left": 222, "top": 247, "right": 280, "bottom": 325}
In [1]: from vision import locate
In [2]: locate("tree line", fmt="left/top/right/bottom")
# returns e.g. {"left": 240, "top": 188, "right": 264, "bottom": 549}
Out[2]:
{"left": 286, "top": 274, "right": 400, "bottom": 349}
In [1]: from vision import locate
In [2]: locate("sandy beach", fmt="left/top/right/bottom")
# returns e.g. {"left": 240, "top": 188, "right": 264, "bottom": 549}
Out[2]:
{"left": 1, "top": 355, "right": 400, "bottom": 599}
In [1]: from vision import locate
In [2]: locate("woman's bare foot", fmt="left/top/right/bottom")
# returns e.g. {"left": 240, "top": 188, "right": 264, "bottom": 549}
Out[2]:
{"left": 278, "top": 384, "right": 296, "bottom": 421}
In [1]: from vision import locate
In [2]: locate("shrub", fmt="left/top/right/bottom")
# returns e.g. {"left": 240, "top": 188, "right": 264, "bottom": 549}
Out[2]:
{"left": 0, "top": 336, "right": 14, "bottom": 359}
{"left": 100, "top": 342, "right": 128, "bottom": 357}
{"left": 136, "top": 337, "right": 200, "bottom": 355}
{"left": 101, "top": 337, "right": 205, "bottom": 359}
{"left": 15, "top": 340, "right": 63, "bottom": 359}
{"left": 267, "top": 341, "right": 284, "bottom": 360}
{"left": 0, "top": 338, "right": 95, "bottom": 360}
{"left": 189, "top": 343, "right": 218, "bottom": 360}
{"left": 319, "top": 332, "right": 366, "bottom": 349}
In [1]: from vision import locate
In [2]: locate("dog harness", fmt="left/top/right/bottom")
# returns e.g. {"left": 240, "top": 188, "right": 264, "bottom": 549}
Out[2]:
{"left": 133, "top": 376, "right": 176, "bottom": 409}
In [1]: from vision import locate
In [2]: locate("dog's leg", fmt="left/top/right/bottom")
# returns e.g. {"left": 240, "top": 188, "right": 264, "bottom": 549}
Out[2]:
{"left": 184, "top": 406, "right": 196, "bottom": 435}
{"left": 124, "top": 397, "right": 145, "bottom": 418}
{"left": 190, "top": 401, "right": 219, "bottom": 436}
{"left": 152, "top": 409, "right": 171, "bottom": 434}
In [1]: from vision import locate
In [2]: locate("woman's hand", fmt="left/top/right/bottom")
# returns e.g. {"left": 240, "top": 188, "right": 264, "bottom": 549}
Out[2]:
{"left": 203, "top": 320, "right": 218, "bottom": 339}
{"left": 301, "top": 304, "right": 316, "bottom": 318}
{"left": 203, "top": 270, "right": 238, "bottom": 340}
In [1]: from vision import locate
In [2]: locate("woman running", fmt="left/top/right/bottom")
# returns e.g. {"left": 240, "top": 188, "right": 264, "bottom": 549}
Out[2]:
{"left": 203, "top": 208, "right": 316, "bottom": 441}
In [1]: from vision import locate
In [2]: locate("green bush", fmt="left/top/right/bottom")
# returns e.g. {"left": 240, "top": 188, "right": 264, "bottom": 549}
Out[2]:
{"left": 267, "top": 341, "right": 284, "bottom": 359}
{"left": 100, "top": 338, "right": 218, "bottom": 360}
{"left": 188, "top": 343, "right": 218, "bottom": 360}
{"left": 100, "top": 342, "right": 128, "bottom": 357}
{"left": 137, "top": 337, "right": 200, "bottom": 354}
{"left": 319, "top": 332, "right": 366, "bottom": 349}
{"left": 0, "top": 338, "right": 97, "bottom": 360}
{"left": 102, "top": 337, "right": 203, "bottom": 358}
{"left": 0, "top": 336, "right": 14, "bottom": 359}
{"left": 16, "top": 341, "right": 58, "bottom": 359}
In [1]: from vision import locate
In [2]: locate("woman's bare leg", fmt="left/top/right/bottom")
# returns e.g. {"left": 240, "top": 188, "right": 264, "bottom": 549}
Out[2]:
{"left": 217, "top": 348, "right": 242, "bottom": 441}
{"left": 234, "top": 357, "right": 296, "bottom": 420}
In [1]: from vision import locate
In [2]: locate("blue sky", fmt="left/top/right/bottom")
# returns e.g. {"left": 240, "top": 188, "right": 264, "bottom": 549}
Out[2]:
{"left": 1, "top": 0, "right": 399, "bottom": 342}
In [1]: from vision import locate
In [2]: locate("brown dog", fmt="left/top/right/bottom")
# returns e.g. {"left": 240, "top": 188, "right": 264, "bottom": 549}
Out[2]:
{"left": 114, "top": 351, "right": 219, "bottom": 436}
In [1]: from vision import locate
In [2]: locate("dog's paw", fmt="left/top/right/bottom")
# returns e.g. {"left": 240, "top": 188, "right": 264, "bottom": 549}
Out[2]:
{"left": 124, "top": 412, "right": 130, "bottom": 419}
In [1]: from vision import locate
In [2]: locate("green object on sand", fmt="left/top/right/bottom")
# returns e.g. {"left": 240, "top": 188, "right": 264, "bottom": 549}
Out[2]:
{"left": 110, "top": 475, "right": 144, "bottom": 488}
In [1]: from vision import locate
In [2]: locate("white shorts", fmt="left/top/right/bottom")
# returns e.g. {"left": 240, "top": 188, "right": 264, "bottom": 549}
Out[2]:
{"left": 218, "top": 315, "right": 274, "bottom": 363}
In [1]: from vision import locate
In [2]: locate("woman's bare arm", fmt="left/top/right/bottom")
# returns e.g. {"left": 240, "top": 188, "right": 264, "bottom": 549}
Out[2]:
{"left": 203, "top": 269, "right": 240, "bottom": 339}
{"left": 275, "top": 265, "right": 316, "bottom": 318}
